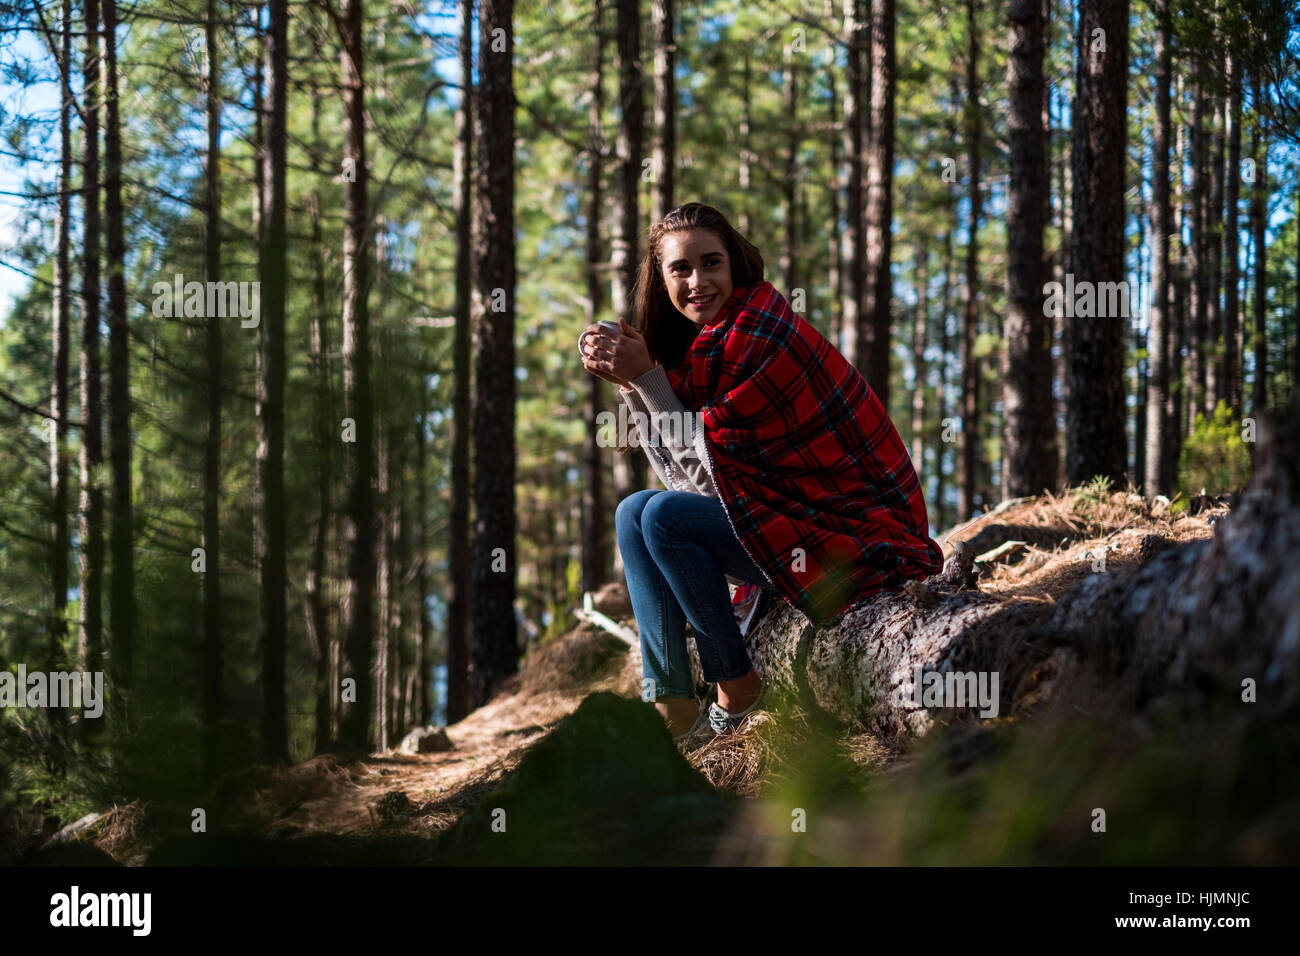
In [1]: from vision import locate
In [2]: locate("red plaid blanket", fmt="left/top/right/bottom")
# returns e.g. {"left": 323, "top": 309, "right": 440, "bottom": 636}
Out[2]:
{"left": 664, "top": 280, "right": 942, "bottom": 627}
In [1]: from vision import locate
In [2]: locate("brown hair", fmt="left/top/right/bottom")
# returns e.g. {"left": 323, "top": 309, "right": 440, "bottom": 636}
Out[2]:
{"left": 631, "top": 202, "right": 765, "bottom": 370}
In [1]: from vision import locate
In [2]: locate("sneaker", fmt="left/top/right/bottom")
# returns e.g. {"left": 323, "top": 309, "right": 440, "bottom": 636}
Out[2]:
{"left": 671, "top": 702, "right": 711, "bottom": 743}
{"left": 707, "top": 681, "right": 766, "bottom": 735}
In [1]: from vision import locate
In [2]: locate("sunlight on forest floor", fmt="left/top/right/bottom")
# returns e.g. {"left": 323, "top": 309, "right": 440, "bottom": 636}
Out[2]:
{"left": 62, "top": 488, "right": 1285, "bottom": 866}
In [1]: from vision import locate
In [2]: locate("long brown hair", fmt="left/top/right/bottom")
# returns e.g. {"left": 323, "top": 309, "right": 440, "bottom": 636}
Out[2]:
{"left": 632, "top": 202, "right": 766, "bottom": 370}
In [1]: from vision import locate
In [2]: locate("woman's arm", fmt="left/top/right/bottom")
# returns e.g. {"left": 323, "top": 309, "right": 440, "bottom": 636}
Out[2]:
{"left": 623, "top": 365, "right": 718, "bottom": 498}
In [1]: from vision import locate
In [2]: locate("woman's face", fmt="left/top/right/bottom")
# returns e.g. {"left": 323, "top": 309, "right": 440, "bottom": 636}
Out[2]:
{"left": 659, "top": 229, "right": 734, "bottom": 326}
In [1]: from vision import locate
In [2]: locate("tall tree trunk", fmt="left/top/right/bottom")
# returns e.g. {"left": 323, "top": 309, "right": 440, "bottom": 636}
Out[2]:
{"left": 78, "top": 0, "right": 103, "bottom": 705}
{"left": 958, "top": 0, "right": 981, "bottom": 519}
{"left": 738, "top": 55, "right": 752, "bottom": 235}
{"left": 781, "top": 41, "right": 800, "bottom": 296}
{"left": 1134, "top": 202, "right": 1147, "bottom": 484}
{"left": 936, "top": 214, "right": 954, "bottom": 531}
{"left": 1187, "top": 72, "right": 1207, "bottom": 423}
{"left": 612, "top": 0, "right": 645, "bottom": 496}
{"left": 1004, "top": 0, "right": 1053, "bottom": 498}
{"left": 50, "top": 0, "right": 72, "bottom": 680}
{"left": 374, "top": 406, "right": 389, "bottom": 750}
{"left": 258, "top": 0, "right": 288, "bottom": 761}
{"left": 339, "top": 0, "right": 376, "bottom": 749}
{"left": 910, "top": 239, "right": 927, "bottom": 478}
{"left": 840, "top": 0, "right": 866, "bottom": 360}
{"left": 1145, "top": 0, "right": 1172, "bottom": 496}
{"left": 307, "top": 171, "right": 333, "bottom": 753}
{"left": 582, "top": 0, "right": 608, "bottom": 598}
{"left": 1250, "top": 109, "right": 1268, "bottom": 413}
{"left": 650, "top": 0, "right": 674, "bottom": 223}
{"left": 1222, "top": 49, "right": 1242, "bottom": 415}
{"left": 471, "top": 0, "right": 519, "bottom": 706}
{"left": 826, "top": 55, "right": 842, "bottom": 346}
{"left": 1065, "top": 0, "right": 1129, "bottom": 486}
{"left": 1207, "top": 69, "right": 1225, "bottom": 413}
{"left": 1170, "top": 91, "right": 1186, "bottom": 470}
{"left": 103, "top": 0, "right": 133, "bottom": 694}
{"left": 303, "top": 70, "right": 334, "bottom": 753}
{"left": 1294, "top": 189, "right": 1299, "bottom": 409}
{"left": 1053, "top": 72, "right": 1070, "bottom": 487}
{"left": 446, "top": 0, "right": 474, "bottom": 724}
{"left": 417, "top": 405, "right": 433, "bottom": 727}
{"left": 861, "top": 0, "right": 894, "bottom": 400}
{"left": 201, "top": 0, "right": 224, "bottom": 778}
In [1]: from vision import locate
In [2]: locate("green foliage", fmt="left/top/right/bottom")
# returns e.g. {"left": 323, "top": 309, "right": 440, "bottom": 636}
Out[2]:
{"left": 1178, "top": 401, "right": 1253, "bottom": 495}
{"left": 1077, "top": 474, "right": 1114, "bottom": 504}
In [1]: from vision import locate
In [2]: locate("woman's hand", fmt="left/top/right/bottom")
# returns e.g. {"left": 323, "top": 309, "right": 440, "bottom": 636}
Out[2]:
{"left": 580, "top": 324, "right": 632, "bottom": 388}
{"left": 581, "top": 318, "right": 656, "bottom": 386}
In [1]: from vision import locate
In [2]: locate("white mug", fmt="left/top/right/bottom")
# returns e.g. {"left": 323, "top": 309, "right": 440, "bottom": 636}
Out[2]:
{"left": 578, "top": 319, "right": 623, "bottom": 354}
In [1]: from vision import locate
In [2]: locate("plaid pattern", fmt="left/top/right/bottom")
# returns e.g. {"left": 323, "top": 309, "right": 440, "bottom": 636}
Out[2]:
{"left": 664, "top": 281, "right": 942, "bottom": 627}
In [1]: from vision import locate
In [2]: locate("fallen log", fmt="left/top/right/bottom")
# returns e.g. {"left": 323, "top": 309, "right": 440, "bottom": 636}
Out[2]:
{"left": 725, "top": 541, "right": 1054, "bottom": 738}
{"left": 1046, "top": 395, "right": 1300, "bottom": 710}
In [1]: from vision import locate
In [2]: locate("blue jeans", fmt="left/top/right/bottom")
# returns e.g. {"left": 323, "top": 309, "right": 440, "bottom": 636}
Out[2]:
{"left": 615, "top": 489, "right": 772, "bottom": 701}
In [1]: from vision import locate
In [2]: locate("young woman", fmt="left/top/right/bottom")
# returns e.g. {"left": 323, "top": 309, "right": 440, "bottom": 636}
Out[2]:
{"left": 580, "top": 202, "right": 942, "bottom": 742}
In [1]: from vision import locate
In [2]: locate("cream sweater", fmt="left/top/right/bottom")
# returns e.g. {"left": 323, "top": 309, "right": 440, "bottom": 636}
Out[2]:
{"left": 618, "top": 364, "right": 718, "bottom": 498}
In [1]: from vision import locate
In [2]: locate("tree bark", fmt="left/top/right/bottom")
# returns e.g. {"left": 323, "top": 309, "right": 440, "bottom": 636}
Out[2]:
{"left": 1065, "top": 0, "right": 1129, "bottom": 486}
{"left": 959, "top": 0, "right": 981, "bottom": 519}
{"left": 336, "top": 0, "right": 375, "bottom": 752}
{"left": 1145, "top": 0, "right": 1172, "bottom": 496}
{"left": 1206, "top": 78, "right": 1225, "bottom": 413}
{"left": 1004, "top": 0, "right": 1054, "bottom": 498}
{"left": 1250, "top": 109, "right": 1268, "bottom": 414}
{"left": 417, "top": 405, "right": 433, "bottom": 727}
{"left": 826, "top": 55, "right": 842, "bottom": 347}
{"left": 471, "top": 0, "right": 519, "bottom": 706}
{"left": 861, "top": 0, "right": 894, "bottom": 399}
{"left": 202, "top": 0, "right": 224, "bottom": 778}
{"left": 582, "top": 0, "right": 608, "bottom": 599}
{"left": 1222, "top": 49, "right": 1242, "bottom": 415}
{"left": 446, "top": 0, "right": 474, "bottom": 724}
{"left": 1187, "top": 72, "right": 1207, "bottom": 423}
{"left": 258, "top": 0, "right": 288, "bottom": 762}
{"left": 910, "top": 239, "right": 927, "bottom": 481}
{"left": 78, "top": 0, "right": 103, "bottom": 684}
{"left": 781, "top": 41, "right": 800, "bottom": 297}
{"left": 650, "top": 0, "right": 674, "bottom": 224}
{"left": 103, "top": 0, "right": 134, "bottom": 694}
{"left": 735, "top": 545, "right": 1042, "bottom": 737}
{"left": 50, "top": 0, "right": 73, "bottom": 680}
{"left": 1048, "top": 392, "right": 1300, "bottom": 710}
{"left": 1170, "top": 93, "right": 1187, "bottom": 467}
{"left": 611, "top": 0, "right": 645, "bottom": 495}
{"left": 840, "top": 0, "right": 865, "bottom": 360}
{"left": 936, "top": 211, "right": 954, "bottom": 532}
{"left": 306, "top": 108, "right": 333, "bottom": 753}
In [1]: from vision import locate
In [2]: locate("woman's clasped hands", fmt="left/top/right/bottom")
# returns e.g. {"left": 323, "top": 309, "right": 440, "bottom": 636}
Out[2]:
{"left": 579, "top": 318, "right": 656, "bottom": 388}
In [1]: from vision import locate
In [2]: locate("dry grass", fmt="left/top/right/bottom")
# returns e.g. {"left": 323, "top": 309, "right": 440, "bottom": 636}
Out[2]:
{"left": 72, "top": 488, "right": 1234, "bottom": 865}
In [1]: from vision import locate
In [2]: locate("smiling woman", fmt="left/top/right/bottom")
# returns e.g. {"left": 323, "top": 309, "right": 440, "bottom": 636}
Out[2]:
{"left": 578, "top": 201, "right": 941, "bottom": 745}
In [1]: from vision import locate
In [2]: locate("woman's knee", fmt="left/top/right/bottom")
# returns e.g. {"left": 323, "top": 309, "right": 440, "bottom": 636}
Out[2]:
{"left": 640, "top": 491, "right": 693, "bottom": 548}
{"left": 615, "top": 488, "right": 661, "bottom": 538}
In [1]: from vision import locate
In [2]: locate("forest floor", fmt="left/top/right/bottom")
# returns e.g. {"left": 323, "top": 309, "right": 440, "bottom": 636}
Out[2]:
{"left": 42, "top": 487, "right": 1294, "bottom": 866}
